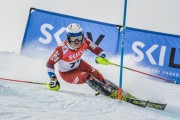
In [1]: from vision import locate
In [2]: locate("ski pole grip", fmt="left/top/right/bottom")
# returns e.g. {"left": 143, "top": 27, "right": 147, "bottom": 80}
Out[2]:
{"left": 95, "top": 57, "right": 110, "bottom": 65}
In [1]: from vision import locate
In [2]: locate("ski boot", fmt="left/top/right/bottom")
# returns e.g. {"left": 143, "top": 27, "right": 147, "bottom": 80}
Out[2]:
{"left": 109, "top": 90, "right": 118, "bottom": 99}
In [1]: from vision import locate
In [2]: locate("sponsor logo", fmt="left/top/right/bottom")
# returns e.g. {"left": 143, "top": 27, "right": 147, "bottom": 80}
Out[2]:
{"left": 50, "top": 51, "right": 59, "bottom": 62}
{"left": 38, "top": 23, "right": 66, "bottom": 45}
{"left": 38, "top": 23, "right": 105, "bottom": 46}
{"left": 132, "top": 41, "right": 180, "bottom": 69}
{"left": 68, "top": 49, "right": 85, "bottom": 60}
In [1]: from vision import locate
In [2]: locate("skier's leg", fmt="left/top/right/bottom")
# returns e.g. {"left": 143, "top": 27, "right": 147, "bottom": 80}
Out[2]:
{"left": 85, "top": 74, "right": 119, "bottom": 99}
{"left": 77, "top": 60, "right": 105, "bottom": 82}
{"left": 85, "top": 74, "right": 112, "bottom": 96}
{"left": 59, "top": 69, "right": 88, "bottom": 84}
{"left": 103, "top": 79, "right": 135, "bottom": 99}
{"left": 101, "top": 79, "right": 119, "bottom": 98}
{"left": 104, "top": 79, "right": 119, "bottom": 91}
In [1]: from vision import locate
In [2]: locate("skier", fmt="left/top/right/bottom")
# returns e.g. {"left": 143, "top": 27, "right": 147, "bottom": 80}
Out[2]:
{"left": 46, "top": 23, "right": 118, "bottom": 98}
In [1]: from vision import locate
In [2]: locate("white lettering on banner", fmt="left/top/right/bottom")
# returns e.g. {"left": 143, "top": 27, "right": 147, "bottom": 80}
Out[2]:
{"left": 38, "top": 23, "right": 66, "bottom": 45}
{"left": 39, "top": 23, "right": 54, "bottom": 44}
{"left": 159, "top": 46, "right": 166, "bottom": 66}
{"left": 151, "top": 69, "right": 161, "bottom": 74}
{"left": 68, "top": 49, "right": 85, "bottom": 60}
{"left": 54, "top": 27, "right": 66, "bottom": 45}
{"left": 132, "top": 41, "right": 145, "bottom": 62}
{"left": 146, "top": 44, "right": 159, "bottom": 65}
{"left": 132, "top": 41, "right": 166, "bottom": 66}
{"left": 162, "top": 71, "right": 179, "bottom": 77}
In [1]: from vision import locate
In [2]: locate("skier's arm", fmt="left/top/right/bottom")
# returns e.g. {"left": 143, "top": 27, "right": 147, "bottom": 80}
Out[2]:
{"left": 46, "top": 46, "right": 63, "bottom": 78}
{"left": 46, "top": 46, "right": 63, "bottom": 91}
{"left": 85, "top": 38, "right": 106, "bottom": 57}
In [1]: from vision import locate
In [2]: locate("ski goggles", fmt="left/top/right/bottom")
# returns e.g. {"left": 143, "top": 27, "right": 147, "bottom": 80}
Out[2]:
{"left": 69, "top": 35, "right": 83, "bottom": 42}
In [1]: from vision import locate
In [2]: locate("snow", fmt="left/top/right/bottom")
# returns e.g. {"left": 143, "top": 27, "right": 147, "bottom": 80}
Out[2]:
{"left": 0, "top": 52, "right": 180, "bottom": 120}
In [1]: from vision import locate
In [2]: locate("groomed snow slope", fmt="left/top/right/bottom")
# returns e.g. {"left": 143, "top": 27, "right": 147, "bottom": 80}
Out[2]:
{"left": 0, "top": 52, "right": 180, "bottom": 120}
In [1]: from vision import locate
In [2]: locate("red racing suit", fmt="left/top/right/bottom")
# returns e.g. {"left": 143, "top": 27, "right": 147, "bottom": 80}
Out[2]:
{"left": 46, "top": 38, "right": 105, "bottom": 84}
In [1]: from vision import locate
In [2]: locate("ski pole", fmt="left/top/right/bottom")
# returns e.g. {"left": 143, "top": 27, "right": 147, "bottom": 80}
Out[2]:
{"left": 95, "top": 57, "right": 174, "bottom": 83}
{"left": 0, "top": 77, "right": 47, "bottom": 85}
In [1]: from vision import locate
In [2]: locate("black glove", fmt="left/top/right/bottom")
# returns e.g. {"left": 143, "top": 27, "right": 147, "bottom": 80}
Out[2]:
{"left": 48, "top": 76, "right": 60, "bottom": 91}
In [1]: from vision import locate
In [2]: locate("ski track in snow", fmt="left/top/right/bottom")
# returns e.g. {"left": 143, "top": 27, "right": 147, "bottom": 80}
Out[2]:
{"left": 0, "top": 52, "right": 180, "bottom": 120}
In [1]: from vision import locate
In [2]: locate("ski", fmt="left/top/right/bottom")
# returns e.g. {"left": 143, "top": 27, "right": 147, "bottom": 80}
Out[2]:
{"left": 86, "top": 80, "right": 167, "bottom": 111}
{"left": 125, "top": 98, "right": 149, "bottom": 108}
{"left": 146, "top": 101, "right": 167, "bottom": 110}
{"left": 62, "top": 90, "right": 167, "bottom": 111}
{"left": 125, "top": 98, "right": 167, "bottom": 110}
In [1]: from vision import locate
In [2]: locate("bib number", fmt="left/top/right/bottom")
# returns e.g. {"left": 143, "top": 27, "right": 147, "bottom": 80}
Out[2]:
{"left": 69, "top": 59, "right": 80, "bottom": 68}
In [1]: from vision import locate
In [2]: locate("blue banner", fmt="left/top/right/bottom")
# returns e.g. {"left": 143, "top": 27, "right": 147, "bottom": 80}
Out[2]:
{"left": 21, "top": 8, "right": 120, "bottom": 58}
{"left": 124, "top": 27, "right": 180, "bottom": 84}
{"left": 21, "top": 8, "right": 180, "bottom": 84}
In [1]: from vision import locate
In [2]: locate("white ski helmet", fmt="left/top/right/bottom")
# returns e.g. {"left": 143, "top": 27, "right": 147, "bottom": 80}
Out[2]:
{"left": 66, "top": 23, "right": 84, "bottom": 44}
